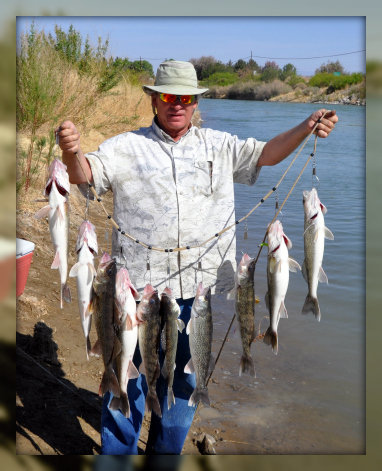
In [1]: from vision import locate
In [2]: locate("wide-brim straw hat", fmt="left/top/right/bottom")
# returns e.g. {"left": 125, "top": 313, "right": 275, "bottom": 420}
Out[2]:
{"left": 142, "top": 60, "right": 209, "bottom": 96}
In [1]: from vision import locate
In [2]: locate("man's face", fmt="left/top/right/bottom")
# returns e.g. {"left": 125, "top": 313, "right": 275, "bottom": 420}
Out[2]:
{"left": 152, "top": 93, "right": 198, "bottom": 138}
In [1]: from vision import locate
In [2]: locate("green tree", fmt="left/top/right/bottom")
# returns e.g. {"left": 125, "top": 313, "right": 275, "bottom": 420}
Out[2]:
{"left": 234, "top": 59, "right": 247, "bottom": 71}
{"left": 279, "top": 63, "right": 297, "bottom": 81}
{"left": 315, "top": 60, "right": 346, "bottom": 75}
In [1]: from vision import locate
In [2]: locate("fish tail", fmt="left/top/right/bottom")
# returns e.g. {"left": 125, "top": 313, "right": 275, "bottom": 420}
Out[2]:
{"left": 86, "top": 336, "right": 92, "bottom": 362}
{"left": 167, "top": 387, "right": 176, "bottom": 410}
{"left": 302, "top": 294, "right": 321, "bottom": 321}
{"left": 263, "top": 327, "right": 278, "bottom": 355}
{"left": 109, "top": 392, "right": 130, "bottom": 418}
{"left": 146, "top": 390, "right": 162, "bottom": 417}
{"left": 62, "top": 283, "right": 72, "bottom": 304}
{"left": 188, "top": 388, "right": 210, "bottom": 408}
{"left": 100, "top": 368, "right": 120, "bottom": 397}
{"left": 239, "top": 355, "right": 256, "bottom": 376}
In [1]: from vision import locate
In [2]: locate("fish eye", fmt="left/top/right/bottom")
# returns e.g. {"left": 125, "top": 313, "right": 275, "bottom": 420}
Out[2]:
{"left": 149, "top": 299, "right": 155, "bottom": 305}
{"left": 106, "top": 268, "right": 113, "bottom": 275}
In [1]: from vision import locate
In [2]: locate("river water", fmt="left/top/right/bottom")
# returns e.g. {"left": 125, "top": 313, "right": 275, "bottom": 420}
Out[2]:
{"left": 194, "top": 99, "right": 365, "bottom": 454}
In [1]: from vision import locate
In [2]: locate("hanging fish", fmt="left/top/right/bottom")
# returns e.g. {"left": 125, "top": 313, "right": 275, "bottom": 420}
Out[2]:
{"left": 109, "top": 267, "right": 140, "bottom": 418}
{"left": 302, "top": 188, "right": 334, "bottom": 321}
{"left": 160, "top": 287, "right": 185, "bottom": 411}
{"left": 227, "top": 254, "right": 256, "bottom": 376}
{"left": 264, "top": 220, "right": 301, "bottom": 354}
{"left": 34, "top": 159, "right": 71, "bottom": 308}
{"left": 69, "top": 220, "right": 98, "bottom": 360}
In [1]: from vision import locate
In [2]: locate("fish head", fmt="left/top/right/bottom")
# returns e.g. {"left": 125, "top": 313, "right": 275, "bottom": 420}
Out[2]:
{"left": 44, "top": 159, "right": 70, "bottom": 197}
{"left": 137, "top": 284, "right": 160, "bottom": 322}
{"left": 94, "top": 253, "right": 116, "bottom": 290}
{"left": 267, "top": 220, "right": 292, "bottom": 252}
{"left": 237, "top": 253, "right": 256, "bottom": 284}
{"left": 76, "top": 219, "right": 98, "bottom": 254}
{"left": 303, "top": 188, "right": 327, "bottom": 221}
{"left": 192, "top": 282, "right": 211, "bottom": 317}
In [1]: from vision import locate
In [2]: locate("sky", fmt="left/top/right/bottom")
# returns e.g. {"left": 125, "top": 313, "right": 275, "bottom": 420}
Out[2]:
{"left": 16, "top": 16, "right": 365, "bottom": 76}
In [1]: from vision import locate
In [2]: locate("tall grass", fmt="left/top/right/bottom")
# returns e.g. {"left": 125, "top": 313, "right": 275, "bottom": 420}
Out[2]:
{"left": 308, "top": 72, "right": 364, "bottom": 90}
{"left": 17, "top": 23, "right": 153, "bottom": 194}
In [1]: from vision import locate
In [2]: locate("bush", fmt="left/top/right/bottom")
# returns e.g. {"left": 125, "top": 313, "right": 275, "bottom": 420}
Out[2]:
{"left": 253, "top": 80, "right": 292, "bottom": 100}
{"left": 308, "top": 72, "right": 364, "bottom": 90}
{"left": 201, "top": 71, "right": 238, "bottom": 87}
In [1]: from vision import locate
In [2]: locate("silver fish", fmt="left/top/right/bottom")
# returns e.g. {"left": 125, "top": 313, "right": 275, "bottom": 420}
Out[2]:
{"left": 185, "top": 282, "right": 214, "bottom": 407}
{"left": 34, "top": 159, "right": 71, "bottom": 308}
{"left": 227, "top": 253, "right": 256, "bottom": 376}
{"left": 302, "top": 188, "right": 334, "bottom": 321}
{"left": 137, "top": 284, "right": 162, "bottom": 417}
{"left": 69, "top": 220, "right": 98, "bottom": 360}
{"left": 90, "top": 252, "right": 121, "bottom": 397}
{"left": 160, "top": 287, "right": 185, "bottom": 410}
{"left": 109, "top": 268, "right": 140, "bottom": 418}
{"left": 264, "top": 220, "right": 301, "bottom": 354}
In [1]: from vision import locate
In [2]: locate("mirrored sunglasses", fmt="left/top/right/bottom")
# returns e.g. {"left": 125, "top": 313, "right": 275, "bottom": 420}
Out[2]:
{"left": 159, "top": 93, "right": 196, "bottom": 105}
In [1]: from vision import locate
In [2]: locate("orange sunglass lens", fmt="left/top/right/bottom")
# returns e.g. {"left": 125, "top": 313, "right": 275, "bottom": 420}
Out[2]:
{"left": 160, "top": 94, "right": 177, "bottom": 103}
{"left": 180, "top": 95, "right": 193, "bottom": 104}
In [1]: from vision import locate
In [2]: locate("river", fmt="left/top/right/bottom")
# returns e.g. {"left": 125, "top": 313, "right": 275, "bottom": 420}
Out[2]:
{"left": 194, "top": 99, "right": 365, "bottom": 454}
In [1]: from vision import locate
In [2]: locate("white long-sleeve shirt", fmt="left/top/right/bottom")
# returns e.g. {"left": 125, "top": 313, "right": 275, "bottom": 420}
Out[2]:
{"left": 79, "top": 118, "right": 265, "bottom": 299}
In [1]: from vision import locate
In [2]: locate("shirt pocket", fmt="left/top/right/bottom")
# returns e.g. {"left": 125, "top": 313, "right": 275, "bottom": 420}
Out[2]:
{"left": 194, "top": 160, "right": 213, "bottom": 196}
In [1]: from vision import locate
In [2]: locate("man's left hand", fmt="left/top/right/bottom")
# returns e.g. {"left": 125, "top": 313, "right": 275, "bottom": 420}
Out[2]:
{"left": 308, "top": 109, "right": 338, "bottom": 138}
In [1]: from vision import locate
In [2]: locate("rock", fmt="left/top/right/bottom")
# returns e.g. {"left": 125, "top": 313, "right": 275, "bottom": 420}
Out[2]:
{"left": 194, "top": 432, "right": 218, "bottom": 455}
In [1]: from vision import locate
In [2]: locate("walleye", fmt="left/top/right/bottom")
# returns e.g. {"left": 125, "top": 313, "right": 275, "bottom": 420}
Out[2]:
{"left": 69, "top": 220, "right": 98, "bottom": 360}
{"left": 264, "top": 220, "right": 301, "bottom": 354}
{"left": 137, "top": 284, "right": 162, "bottom": 417}
{"left": 90, "top": 253, "right": 121, "bottom": 397}
{"left": 185, "top": 282, "right": 214, "bottom": 407}
{"left": 228, "top": 254, "right": 256, "bottom": 376}
{"left": 34, "top": 159, "right": 71, "bottom": 308}
{"left": 109, "top": 267, "right": 140, "bottom": 418}
{"left": 160, "top": 287, "right": 185, "bottom": 410}
{"left": 302, "top": 188, "right": 334, "bottom": 321}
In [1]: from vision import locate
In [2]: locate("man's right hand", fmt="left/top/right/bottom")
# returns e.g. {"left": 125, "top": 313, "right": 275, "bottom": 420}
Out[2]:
{"left": 55, "top": 120, "right": 81, "bottom": 154}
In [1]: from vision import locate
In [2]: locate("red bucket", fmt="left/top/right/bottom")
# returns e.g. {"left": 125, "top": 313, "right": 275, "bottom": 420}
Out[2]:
{"left": 16, "top": 238, "right": 35, "bottom": 297}
{"left": 0, "top": 238, "right": 16, "bottom": 301}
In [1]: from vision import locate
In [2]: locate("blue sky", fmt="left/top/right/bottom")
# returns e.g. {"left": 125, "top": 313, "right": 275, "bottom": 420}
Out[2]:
{"left": 17, "top": 16, "right": 365, "bottom": 76}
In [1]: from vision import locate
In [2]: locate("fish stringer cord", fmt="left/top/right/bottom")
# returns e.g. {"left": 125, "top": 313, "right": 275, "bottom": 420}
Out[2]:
{"left": 72, "top": 111, "right": 328, "bottom": 254}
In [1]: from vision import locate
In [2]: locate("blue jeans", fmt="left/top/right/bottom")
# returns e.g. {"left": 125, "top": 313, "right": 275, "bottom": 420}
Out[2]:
{"left": 100, "top": 297, "right": 196, "bottom": 455}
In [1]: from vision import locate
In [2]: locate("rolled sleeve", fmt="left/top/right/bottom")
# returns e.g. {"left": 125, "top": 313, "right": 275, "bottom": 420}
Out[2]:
{"left": 77, "top": 146, "right": 114, "bottom": 199}
{"left": 232, "top": 137, "right": 267, "bottom": 186}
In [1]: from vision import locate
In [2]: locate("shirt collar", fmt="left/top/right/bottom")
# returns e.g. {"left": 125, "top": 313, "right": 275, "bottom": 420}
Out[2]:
{"left": 151, "top": 117, "right": 193, "bottom": 144}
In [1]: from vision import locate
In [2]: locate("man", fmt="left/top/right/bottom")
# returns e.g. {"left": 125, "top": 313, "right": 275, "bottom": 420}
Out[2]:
{"left": 57, "top": 60, "right": 338, "bottom": 455}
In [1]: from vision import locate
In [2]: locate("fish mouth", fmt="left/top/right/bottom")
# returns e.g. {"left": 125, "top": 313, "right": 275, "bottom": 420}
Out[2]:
{"left": 45, "top": 180, "right": 68, "bottom": 197}
{"left": 310, "top": 212, "right": 318, "bottom": 220}
{"left": 270, "top": 244, "right": 280, "bottom": 254}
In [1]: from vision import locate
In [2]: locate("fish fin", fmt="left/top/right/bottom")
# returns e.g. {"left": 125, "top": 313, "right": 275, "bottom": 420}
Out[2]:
{"left": 161, "top": 361, "right": 168, "bottom": 379}
{"left": 51, "top": 249, "right": 60, "bottom": 269}
{"left": 109, "top": 392, "right": 130, "bottom": 418}
{"left": 314, "top": 228, "right": 320, "bottom": 242}
{"left": 324, "top": 227, "right": 334, "bottom": 240}
{"left": 301, "top": 260, "right": 308, "bottom": 283}
{"left": 277, "top": 260, "right": 282, "bottom": 272}
{"left": 127, "top": 361, "right": 140, "bottom": 380}
{"left": 88, "top": 262, "right": 96, "bottom": 276}
{"left": 130, "top": 285, "right": 141, "bottom": 301}
{"left": 100, "top": 369, "right": 120, "bottom": 397}
{"left": 69, "top": 261, "right": 81, "bottom": 277}
{"left": 176, "top": 319, "right": 185, "bottom": 332}
{"left": 302, "top": 295, "right": 321, "bottom": 321}
{"left": 239, "top": 355, "right": 256, "bottom": 376}
{"left": 154, "top": 361, "right": 161, "bottom": 381}
{"left": 145, "top": 391, "right": 162, "bottom": 417}
{"left": 139, "top": 362, "right": 145, "bottom": 376}
{"left": 208, "top": 354, "right": 216, "bottom": 377}
{"left": 188, "top": 388, "right": 210, "bottom": 408}
{"left": 226, "top": 287, "right": 236, "bottom": 301}
{"left": 279, "top": 300, "right": 288, "bottom": 319}
{"left": 89, "top": 339, "right": 102, "bottom": 357}
{"left": 263, "top": 327, "right": 278, "bottom": 355}
{"left": 283, "top": 234, "right": 292, "bottom": 250}
{"left": 112, "top": 336, "right": 122, "bottom": 361}
{"left": 86, "top": 336, "right": 92, "bottom": 361}
{"left": 303, "top": 224, "right": 314, "bottom": 237}
{"left": 34, "top": 205, "right": 51, "bottom": 219}
{"left": 167, "top": 388, "right": 176, "bottom": 410}
{"left": 269, "top": 257, "right": 277, "bottom": 274}
{"left": 288, "top": 257, "right": 301, "bottom": 272}
{"left": 125, "top": 314, "right": 133, "bottom": 331}
{"left": 264, "top": 291, "right": 269, "bottom": 310}
{"left": 318, "top": 266, "right": 328, "bottom": 284}
{"left": 320, "top": 203, "right": 328, "bottom": 215}
{"left": 184, "top": 358, "right": 195, "bottom": 374}
{"left": 186, "top": 318, "right": 192, "bottom": 335}
{"left": 62, "top": 283, "right": 71, "bottom": 303}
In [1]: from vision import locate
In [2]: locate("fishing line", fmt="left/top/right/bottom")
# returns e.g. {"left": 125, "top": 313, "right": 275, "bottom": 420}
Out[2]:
{"left": 73, "top": 111, "right": 328, "bottom": 253}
